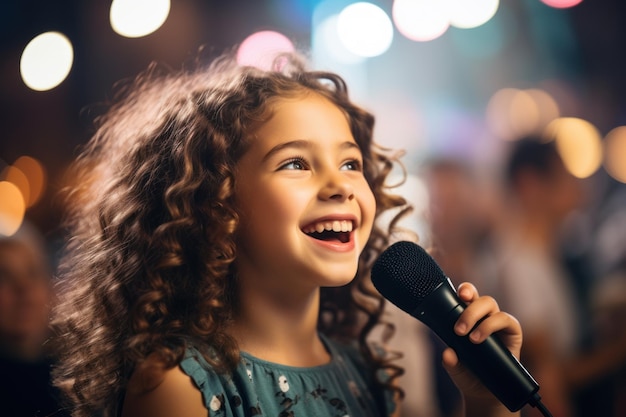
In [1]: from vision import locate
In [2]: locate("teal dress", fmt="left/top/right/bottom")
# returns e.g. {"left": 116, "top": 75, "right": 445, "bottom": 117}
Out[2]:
{"left": 179, "top": 336, "right": 395, "bottom": 417}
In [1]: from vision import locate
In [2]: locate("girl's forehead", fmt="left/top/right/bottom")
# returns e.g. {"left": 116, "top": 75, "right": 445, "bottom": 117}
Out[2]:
{"left": 266, "top": 90, "right": 330, "bottom": 110}
{"left": 263, "top": 92, "right": 348, "bottom": 125}
{"left": 258, "top": 94, "right": 350, "bottom": 133}
{"left": 240, "top": 93, "right": 361, "bottom": 158}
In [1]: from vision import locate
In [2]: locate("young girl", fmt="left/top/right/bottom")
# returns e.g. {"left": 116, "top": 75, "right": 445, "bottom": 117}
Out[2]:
{"left": 51, "top": 51, "right": 523, "bottom": 417}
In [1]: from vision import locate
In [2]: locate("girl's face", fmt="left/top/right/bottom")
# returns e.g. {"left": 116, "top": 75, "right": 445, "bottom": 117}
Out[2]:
{"left": 234, "top": 93, "right": 376, "bottom": 295}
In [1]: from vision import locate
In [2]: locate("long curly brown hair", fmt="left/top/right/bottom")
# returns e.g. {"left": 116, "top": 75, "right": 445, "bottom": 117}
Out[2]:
{"left": 51, "top": 51, "right": 409, "bottom": 417}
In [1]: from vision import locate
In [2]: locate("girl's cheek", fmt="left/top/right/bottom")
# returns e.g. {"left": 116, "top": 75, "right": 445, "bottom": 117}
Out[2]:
{"left": 361, "top": 188, "right": 377, "bottom": 233}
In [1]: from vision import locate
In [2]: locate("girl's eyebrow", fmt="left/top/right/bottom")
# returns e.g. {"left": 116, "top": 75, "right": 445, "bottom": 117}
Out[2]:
{"left": 262, "top": 139, "right": 360, "bottom": 162}
{"left": 262, "top": 140, "right": 312, "bottom": 162}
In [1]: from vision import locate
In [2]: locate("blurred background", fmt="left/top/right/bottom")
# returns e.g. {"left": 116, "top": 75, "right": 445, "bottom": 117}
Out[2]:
{"left": 3, "top": 0, "right": 626, "bottom": 251}
{"left": 1, "top": 1, "right": 626, "bottom": 416}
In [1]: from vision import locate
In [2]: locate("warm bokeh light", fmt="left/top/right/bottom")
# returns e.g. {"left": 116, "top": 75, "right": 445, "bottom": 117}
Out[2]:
{"left": 603, "top": 126, "right": 626, "bottom": 183}
{"left": 1, "top": 166, "right": 29, "bottom": 208}
{"left": 539, "top": 0, "right": 583, "bottom": 8}
{"left": 526, "top": 88, "right": 561, "bottom": 132}
{"left": 507, "top": 90, "right": 541, "bottom": 138}
{"left": 486, "top": 87, "right": 560, "bottom": 141}
{"left": 110, "top": 0, "right": 170, "bottom": 38}
{"left": 448, "top": 0, "right": 499, "bottom": 29}
{"left": 0, "top": 181, "right": 26, "bottom": 236}
{"left": 545, "top": 117, "right": 603, "bottom": 178}
{"left": 12, "top": 156, "right": 46, "bottom": 207}
{"left": 236, "top": 31, "right": 295, "bottom": 70}
{"left": 337, "top": 2, "right": 393, "bottom": 57}
{"left": 486, "top": 88, "right": 540, "bottom": 141}
{"left": 392, "top": 0, "right": 449, "bottom": 42}
{"left": 20, "top": 31, "right": 73, "bottom": 91}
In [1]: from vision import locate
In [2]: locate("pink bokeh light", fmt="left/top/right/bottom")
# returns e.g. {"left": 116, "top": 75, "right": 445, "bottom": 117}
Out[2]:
{"left": 236, "top": 31, "right": 295, "bottom": 71}
{"left": 539, "top": 0, "right": 583, "bottom": 9}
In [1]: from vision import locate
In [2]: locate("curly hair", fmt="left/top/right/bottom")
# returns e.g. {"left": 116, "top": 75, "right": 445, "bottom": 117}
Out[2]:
{"left": 51, "top": 51, "right": 409, "bottom": 417}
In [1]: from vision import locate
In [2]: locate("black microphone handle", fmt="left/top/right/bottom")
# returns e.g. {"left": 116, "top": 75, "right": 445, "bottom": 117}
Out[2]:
{"left": 413, "top": 277, "right": 539, "bottom": 412}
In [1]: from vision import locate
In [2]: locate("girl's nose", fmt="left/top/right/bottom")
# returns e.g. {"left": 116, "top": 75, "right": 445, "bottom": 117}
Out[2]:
{"left": 318, "top": 172, "right": 355, "bottom": 202}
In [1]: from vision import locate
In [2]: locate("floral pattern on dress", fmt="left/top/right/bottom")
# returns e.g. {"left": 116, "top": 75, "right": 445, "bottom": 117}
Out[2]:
{"left": 179, "top": 336, "right": 394, "bottom": 417}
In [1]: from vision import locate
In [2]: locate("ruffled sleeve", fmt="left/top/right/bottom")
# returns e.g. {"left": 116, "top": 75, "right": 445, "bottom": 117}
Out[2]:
{"left": 179, "top": 348, "right": 246, "bottom": 416}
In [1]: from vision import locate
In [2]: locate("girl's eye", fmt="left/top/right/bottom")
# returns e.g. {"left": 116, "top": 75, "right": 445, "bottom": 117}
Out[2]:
{"left": 279, "top": 157, "right": 308, "bottom": 170}
{"left": 341, "top": 159, "right": 362, "bottom": 171}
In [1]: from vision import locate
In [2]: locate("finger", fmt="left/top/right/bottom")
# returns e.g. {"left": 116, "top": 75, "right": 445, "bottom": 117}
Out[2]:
{"left": 457, "top": 282, "right": 478, "bottom": 302}
{"left": 441, "top": 347, "right": 460, "bottom": 371}
{"left": 454, "top": 295, "right": 499, "bottom": 336}
{"left": 441, "top": 348, "right": 484, "bottom": 394}
{"left": 468, "top": 311, "right": 521, "bottom": 344}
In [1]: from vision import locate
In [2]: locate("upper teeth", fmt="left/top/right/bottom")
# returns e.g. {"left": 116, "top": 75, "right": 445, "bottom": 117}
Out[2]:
{"left": 304, "top": 220, "right": 353, "bottom": 234}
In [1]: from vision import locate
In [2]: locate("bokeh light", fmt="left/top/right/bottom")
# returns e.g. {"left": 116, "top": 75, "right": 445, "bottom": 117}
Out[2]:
{"left": 449, "top": 8, "right": 509, "bottom": 58}
{"left": 486, "top": 87, "right": 560, "bottom": 141}
{"left": 539, "top": 0, "right": 583, "bottom": 9}
{"left": 20, "top": 31, "right": 73, "bottom": 91}
{"left": 1, "top": 166, "right": 29, "bottom": 208}
{"left": 110, "top": 0, "right": 171, "bottom": 38}
{"left": 525, "top": 88, "right": 561, "bottom": 131}
{"left": 545, "top": 117, "right": 603, "bottom": 178}
{"left": 236, "top": 31, "right": 295, "bottom": 70}
{"left": 0, "top": 181, "right": 26, "bottom": 236}
{"left": 603, "top": 126, "right": 626, "bottom": 183}
{"left": 392, "top": 0, "right": 449, "bottom": 42}
{"left": 486, "top": 88, "right": 538, "bottom": 141}
{"left": 337, "top": 2, "right": 393, "bottom": 57}
{"left": 13, "top": 156, "right": 46, "bottom": 207}
{"left": 312, "top": 14, "right": 364, "bottom": 64}
{"left": 448, "top": 0, "right": 499, "bottom": 29}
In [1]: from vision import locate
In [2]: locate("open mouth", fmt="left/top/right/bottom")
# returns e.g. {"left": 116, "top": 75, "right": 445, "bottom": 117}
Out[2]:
{"left": 302, "top": 220, "right": 353, "bottom": 244}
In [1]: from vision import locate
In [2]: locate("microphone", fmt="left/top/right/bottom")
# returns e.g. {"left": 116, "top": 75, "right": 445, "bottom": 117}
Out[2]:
{"left": 371, "top": 240, "right": 542, "bottom": 412}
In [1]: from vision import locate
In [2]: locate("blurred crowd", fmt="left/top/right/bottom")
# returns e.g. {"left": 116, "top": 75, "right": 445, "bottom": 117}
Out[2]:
{"left": 391, "top": 136, "right": 626, "bottom": 417}
{"left": 0, "top": 222, "right": 69, "bottom": 417}
{"left": 1, "top": 136, "right": 625, "bottom": 417}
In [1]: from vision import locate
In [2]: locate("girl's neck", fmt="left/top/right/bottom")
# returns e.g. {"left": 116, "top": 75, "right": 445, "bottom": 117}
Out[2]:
{"left": 229, "top": 281, "right": 331, "bottom": 367}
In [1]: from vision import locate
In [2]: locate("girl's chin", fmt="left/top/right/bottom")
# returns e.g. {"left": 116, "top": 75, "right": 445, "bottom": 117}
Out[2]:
{"left": 318, "top": 272, "right": 359, "bottom": 288}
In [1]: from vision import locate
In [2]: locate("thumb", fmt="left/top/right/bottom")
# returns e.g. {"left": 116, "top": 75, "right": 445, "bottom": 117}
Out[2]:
{"left": 442, "top": 347, "right": 461, "bottom": 377}
{"left": 442, "top": 347, "right": 484, "bottom": 395}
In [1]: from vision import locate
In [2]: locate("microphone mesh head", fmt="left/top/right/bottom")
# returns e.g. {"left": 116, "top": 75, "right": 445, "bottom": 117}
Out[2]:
{"left": 371, "top": 241, "right": 447, "bottom": 312}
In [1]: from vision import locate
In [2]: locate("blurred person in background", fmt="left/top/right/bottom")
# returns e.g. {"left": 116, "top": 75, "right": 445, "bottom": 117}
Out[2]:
{"left": 0, "top": 221, "right": 68, "bottom": 417}
{"left": 577, "top": 172, "right": 626, "bottom": 416}
{"left": 489, "top": 137, "right": 626, "bottom": 417}
{"left": 423, "top": 158, "right": 499, "bottom": 291}
{"left": 387, "top": 157, "right": 504, "bottom": 417}
{"left": 422, "top": 157, "right": 502, "bottom": 417}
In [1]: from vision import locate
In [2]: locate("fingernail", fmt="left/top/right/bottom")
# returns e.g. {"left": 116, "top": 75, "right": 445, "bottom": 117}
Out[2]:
{"left": 455, "top": 323, "right": 467, "bottom": 334}
{"left": 470, "top": 331, "right": 481, "bottom": 342}
{"left": 459, "top": 288, "right": 471, "bottom": 298}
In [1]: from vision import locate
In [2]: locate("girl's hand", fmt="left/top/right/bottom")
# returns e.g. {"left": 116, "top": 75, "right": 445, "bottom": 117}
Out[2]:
{"left": 442, "top": 282, "right": 523, "bottom": 416}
